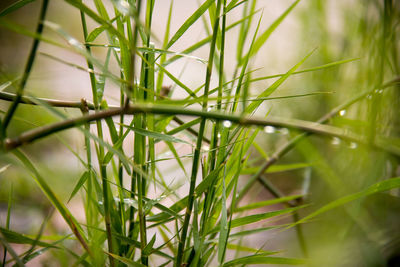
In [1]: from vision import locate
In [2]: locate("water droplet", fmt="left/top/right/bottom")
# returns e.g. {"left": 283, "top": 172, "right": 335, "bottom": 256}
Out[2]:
{"left": 264, "top": 126, "right": 275, "bottom": 134}
{"left": 279, "top": 128, "right": 289, "bottom": 135}
{"left": 104, "top": 44, "right": 109, "bottom": 48}
{"left": 114, "top": 47, "right": 121, "bottom": 52}
{"left": 217, "top": 133, "right": 221, "bottom": 138}
{"left": 339, "top": 110, "right": 346, "bottom": 116}
{"left": 116, "top": 0, "right": 132, "bottom": 16}
{"left": 222, "top": 120, "right": 232, "bottom": 128}
{"left": 123, "top": 198, "right": 135, "bottom": 206}
{"left": 366, "top": 94, "right": 372, "bottom": 100}
{"left": 378, "top": 89, "right": 383, "bottom": 94}
{"left": 331, "top": 137, "right": 341, "bottom": 145}
{"left": 98, "top": 201, "right": 103, "bottom": 205}
{"left": 349, "top": 142, "right": 357, "bottom": 149}
{"left": 203, "top": 145, "right": 210, "bottom": 151}
{"left": 68, "top": 38, "right": 80, "bottom": 47}
{"left": 207, "top": 107, "right": 212, "bottom": 112}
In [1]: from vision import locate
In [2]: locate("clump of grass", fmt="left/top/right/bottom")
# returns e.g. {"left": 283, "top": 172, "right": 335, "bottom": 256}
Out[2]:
{"left": 0, "top": 0, "right": 399, "bottom": 266}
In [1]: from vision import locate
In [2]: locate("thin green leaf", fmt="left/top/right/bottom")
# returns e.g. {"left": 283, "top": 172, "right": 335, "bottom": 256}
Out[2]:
{"left": 245, "top": 49, "right": 315, "bottom": 114}
{"left": 218, "top": 175, "right": 228, "bottom": 264}
{"left": 0, "top": 18, "right": 65, "bottom": 48}
{"left": 106, "top": 252, "right": 147, "bottom": 267}
{"left": 0, "top": 0, "right": 35, "bottom": 17}
{"left": 119, "top": 123, "right": 191, "bottom": 144}
{"left": 241, "top": 163, "right": 311, "bottom": 174}
{"left": 85, "top": 25, "right": 106, "bottom": 42}
{"left": 292, "top": 177, "right": 400, "bottom": 227}
{"left": 0, "top": 227, "right": 57, "bottom": 248}
{"left": 235, "top": 195, "right": 303, "bottom": 213}
{"left": 229, "top": 225, "right": 285, "bottom": 239}
{"left": 223, "top": 255, "right": 306, "bottom": 266}
{"left": 166, "top": 0, "right": 214, "bottom": 49}
{"left": 143, "top": 234, "right": 156, "bottom": 256}
{"left": 244, "top": 0, "right": 301, "bottom": 60}
{"left": 208, "top": 206, "right": 302, "bottom": 234}
{"left": 195, "top": 165, "right": 224, "bottom": 195}
{"left": 68, "top": 171, "right": 90, "bottom": 203}
{"left": 12, "top": 150, "right": 91, "bottom": 255}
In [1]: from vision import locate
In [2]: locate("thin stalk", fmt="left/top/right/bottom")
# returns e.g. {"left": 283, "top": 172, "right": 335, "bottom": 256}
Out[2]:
{"left": 1, "top": 0, "right": 49, "bottom": 138}
{"left": 128, "top": 1, "right": 142, "bottom": 245}
{"left": 0, "top": 90, "right": 212, "bottom": 144}
{"left": 257, "top": 175, "right": 308, "bottom": 257}
{"left": 199, "top": 1, "right": 227, "bottom": 259}
{"left": 2, "top": 185, "right": 12, "bottom": 267}
{"left": 135, "top": 1, "right": 153, "bottom": 264}
{"left": 79, "top": 7, "right": 114, "bottom": 266}
{"left": 80, "top": 100, "right": 96, "bottom": 237}
{"left": 3, "top": 96, "right": 400, "bottom": 155}
{"left": 175, "top": 1, "right": 223, "bottom": 266}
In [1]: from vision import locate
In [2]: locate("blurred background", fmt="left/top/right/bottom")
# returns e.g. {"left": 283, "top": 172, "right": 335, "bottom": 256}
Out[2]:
{"left": 0, "top": 0, "right": 399, "bottom": 266}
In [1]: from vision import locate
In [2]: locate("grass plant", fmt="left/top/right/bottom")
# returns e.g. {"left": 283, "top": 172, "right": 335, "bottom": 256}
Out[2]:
{"left": 0, "top": 0, "right": 399, "bottom": 266}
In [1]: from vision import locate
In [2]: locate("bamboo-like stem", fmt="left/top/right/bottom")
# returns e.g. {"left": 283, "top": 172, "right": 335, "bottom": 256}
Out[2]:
{"left": 2, "top": 100, "right": 399, "bottom": 156}
{"left": 79, "top": 6, "right": 114, "bottom": 266}
{"left": 1, "top": 0, "right": 49, "bottom": 137}
{"left": 0, "top": 91, "right": 96, "bottom": 109}
{"left": 175, "top": 1, "right": 223, "bottom": 265}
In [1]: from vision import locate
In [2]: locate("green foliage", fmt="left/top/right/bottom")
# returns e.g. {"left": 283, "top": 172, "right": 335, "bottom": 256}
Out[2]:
{"left": 0, "top": 0, "right": 399, "bottom": 266}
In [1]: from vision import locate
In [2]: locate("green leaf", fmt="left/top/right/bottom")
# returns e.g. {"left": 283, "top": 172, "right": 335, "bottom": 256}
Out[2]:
{"left": 223, "top": 255, "right": 306, "bottom": 266}
{"left": 292, "top": 177, "right": 400, "bottom": 227}
{"left": 106, "top": 252, "right": 147, "bottom": 267}
{"left": 0, "top": 18, "right": 64, "bottom": 48}
{"left": 218, "top": 175, "right": 228, "bottom": 264}
{"left": 166, "top": 0, "right": 214, "bottom": 49}
{"left": 229, "top": 225, "right": 285, "bottom": 238}
{"left": 245, "top": 49, "right": 315, "bottom": 114}
{"left": 241, "top": 163, "right": 311, "bottom": 174}
{"left": 235, "top": 195, "right": 303, "bottom": 213}
{"left": 147, "top": 197, "right": 188, "bottom": 222}
{"left": 12, "top": 150, "right": 90, "bottom": 254}
{"left": 68, "top": 171, "right": 90, "bottom": 203}
{"left": 208, "top": 206, "right": 302, "bottom": 234}
{"left": 244, "top": 0, "right": 301, "bottom": 60}
{"left": 63, "top": 0, "right": 128, "bottom": 46}
{"left": 119, "top": 123, "right": 190, "bottom": 144}
{"left": 143, "top": 234, "right": 156, "bottom": 256}
{"left": 225, "top": 243, "right": 277, "bottom": 254}
{"left": 195, "top": 165, "right": 224, "bottom": 195}
{"left": 86, "top": 25, "right": 107, "bottom": 42}
{"left": 0, "top": 0, "right": 35, "bottom": 17}
{"left": 0, "top": 227, "right": 57, "bottom": 248}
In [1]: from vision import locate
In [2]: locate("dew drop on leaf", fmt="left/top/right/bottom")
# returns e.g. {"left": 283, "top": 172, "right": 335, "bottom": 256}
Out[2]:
{"left": 222, "top": 120, "right": 232, "bottom": 128}
{"left": 264, "top": 126, "right": 275, "bottom": 134}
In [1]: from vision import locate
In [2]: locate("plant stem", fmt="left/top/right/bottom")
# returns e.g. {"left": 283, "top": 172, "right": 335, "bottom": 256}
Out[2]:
{"left": 175, "top": 1, "right": 223, "bottom": 266}
{"left": 79, "top": 6, "right": 114, "bottom": 266}
{"left": 1, "top": 0, "right": 49, "bottom": 138}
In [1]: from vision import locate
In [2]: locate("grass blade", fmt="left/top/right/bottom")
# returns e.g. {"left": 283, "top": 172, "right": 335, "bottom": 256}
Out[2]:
{"left": 223, "top": 255, "right": 306, "bottom": 266}
{"left": 0, "top": 0, "right": 35, "bottom": 17}
{"left": 244, "top": 0, "right": 301, "bottom": 60}
{"left": 166, "top": 0, "right": 214, "bottom": 49}
{"left": 292, "top": 177, "right": 400, "bottom": 227}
